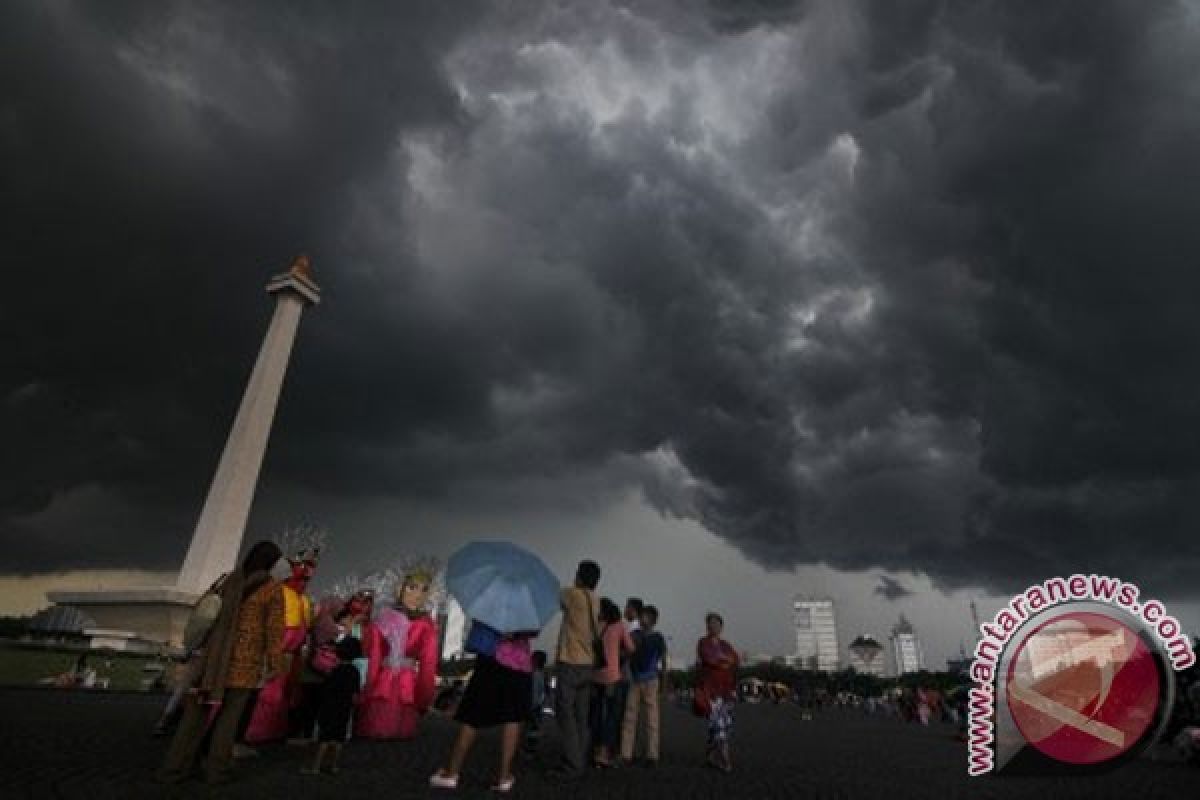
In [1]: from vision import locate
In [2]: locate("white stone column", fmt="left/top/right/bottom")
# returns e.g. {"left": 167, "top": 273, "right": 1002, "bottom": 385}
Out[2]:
{"left": 175, "top": 260, "right": 321, "bottom": 594}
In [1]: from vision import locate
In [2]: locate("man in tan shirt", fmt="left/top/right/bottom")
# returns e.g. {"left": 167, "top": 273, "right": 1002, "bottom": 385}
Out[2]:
{"left": 552, "top": 560, "right": 601, "bottom": 778}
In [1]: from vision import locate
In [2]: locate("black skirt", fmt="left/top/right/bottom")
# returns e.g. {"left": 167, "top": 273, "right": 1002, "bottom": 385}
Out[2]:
{"left": 316, "top": 664, "right": 358, "bottom": 742}
{"left": 455, "top": 656, "right": 533, "bottom": 728}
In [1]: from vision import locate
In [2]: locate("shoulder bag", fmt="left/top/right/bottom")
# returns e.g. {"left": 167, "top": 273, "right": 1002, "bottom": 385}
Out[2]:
{"left": 584, "top": 591, "right": 607, "bottom": 670}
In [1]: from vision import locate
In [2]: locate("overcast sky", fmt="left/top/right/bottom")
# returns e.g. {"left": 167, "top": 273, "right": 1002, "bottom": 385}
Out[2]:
{"left": 5, "top": 0, "right": 1200, "bottom": 668}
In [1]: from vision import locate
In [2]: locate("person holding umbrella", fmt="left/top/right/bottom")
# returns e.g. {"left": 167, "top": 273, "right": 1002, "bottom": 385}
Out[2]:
{"left": 429, "top": 541, "right": 562, "bottom": 793}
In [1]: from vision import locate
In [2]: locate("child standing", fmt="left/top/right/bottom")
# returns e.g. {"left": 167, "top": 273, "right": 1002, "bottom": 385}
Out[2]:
{"left": 303, "top": 636, "right": 362, "bottom": 776}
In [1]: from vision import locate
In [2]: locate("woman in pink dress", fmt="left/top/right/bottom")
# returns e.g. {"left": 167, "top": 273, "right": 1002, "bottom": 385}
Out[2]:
{"left": 355, "top": 569, "right": 440, "bottom": 740}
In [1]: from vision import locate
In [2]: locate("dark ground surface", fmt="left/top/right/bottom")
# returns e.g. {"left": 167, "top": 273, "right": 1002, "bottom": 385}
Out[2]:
{"left": 1, "top": 688, "right": 1198, "bottom": 799}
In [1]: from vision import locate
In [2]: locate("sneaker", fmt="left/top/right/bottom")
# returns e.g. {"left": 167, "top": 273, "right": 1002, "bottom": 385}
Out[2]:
{"left": 429, "top": 772, "right": 459, "bottom": 790}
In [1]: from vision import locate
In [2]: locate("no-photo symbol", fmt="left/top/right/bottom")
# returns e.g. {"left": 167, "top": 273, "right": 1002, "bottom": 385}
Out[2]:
{"left": 1006, "top": 611, "right": 1161, "bottom": 765}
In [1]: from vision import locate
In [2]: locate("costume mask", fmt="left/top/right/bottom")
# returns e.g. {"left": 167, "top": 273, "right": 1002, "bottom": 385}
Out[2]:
{"left": 398, "top": 573, "right": 432, "bottom": 613}
{"left": 346, "top": 590, "right": 374, "bottom": 618}
{"left": 285, "top": 557, "right": 317, "bottom": 592}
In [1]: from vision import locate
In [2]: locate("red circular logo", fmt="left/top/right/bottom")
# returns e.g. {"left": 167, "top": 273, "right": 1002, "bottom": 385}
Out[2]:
{"left": 1005, "top": 611, "right": 1161, "bottom": 765}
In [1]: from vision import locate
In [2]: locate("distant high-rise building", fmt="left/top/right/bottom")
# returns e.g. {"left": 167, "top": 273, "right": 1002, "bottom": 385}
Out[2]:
{"left": 794, "top": 596, "right": 839, "bottom": 672}
{"left": 890, "top": 615, "right": 925, "bottom": 675}
{"left": 847, "top": 634, "right": 886, "bottom": 677}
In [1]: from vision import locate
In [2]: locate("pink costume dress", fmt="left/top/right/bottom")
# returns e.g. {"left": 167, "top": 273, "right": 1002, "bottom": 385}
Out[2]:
{"left": 354, "top": 605, "right": 439, "bottom": 740}
{"left": 244, "top": 584, "right": 311, "bottom": 743}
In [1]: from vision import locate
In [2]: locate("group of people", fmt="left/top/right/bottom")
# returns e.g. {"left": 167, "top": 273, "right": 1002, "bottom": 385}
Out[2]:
{"left": 155, "top": 536, "right": 440, "bottom": 784}
{"left": 428, "top": 559, "right": 740, "bottom": 792}
{"left": 154, "top": 545, "right": 741, "bottom": 791}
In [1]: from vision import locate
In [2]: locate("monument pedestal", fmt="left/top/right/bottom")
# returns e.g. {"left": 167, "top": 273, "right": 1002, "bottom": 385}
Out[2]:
{"left": 46, "top": 588, "right": 200, "bottom": 648}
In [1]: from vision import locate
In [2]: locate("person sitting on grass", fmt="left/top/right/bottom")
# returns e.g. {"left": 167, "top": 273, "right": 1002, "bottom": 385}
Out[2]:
{"left": 302, "top": 635, "right": 362, "bottom": 777}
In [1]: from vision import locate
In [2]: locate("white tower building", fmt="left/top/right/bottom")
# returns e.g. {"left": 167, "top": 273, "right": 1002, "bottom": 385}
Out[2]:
{"left": 890, "top": 615, "right": 925, "bottom": 675}
{"left": 176, "top": 257, "right": 321, "bottom": 593}
{"left": 793, "top": 596, "right": 839, "bottom": 672}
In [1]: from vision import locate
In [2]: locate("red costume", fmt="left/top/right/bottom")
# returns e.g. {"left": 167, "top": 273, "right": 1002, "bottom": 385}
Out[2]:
{"left": 354, "top": 604, "right": 439, "bottom": 739}
{"left": 244, "top": 546, "right": 319, "bottom": 744}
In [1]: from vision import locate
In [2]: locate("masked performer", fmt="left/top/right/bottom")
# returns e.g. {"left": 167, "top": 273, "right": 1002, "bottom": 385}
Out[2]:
{"left": 244, "top": 527, "right": 324, "bottom": 744}
{"left": 355, "top": 568, "right": 440, "bottom": 739}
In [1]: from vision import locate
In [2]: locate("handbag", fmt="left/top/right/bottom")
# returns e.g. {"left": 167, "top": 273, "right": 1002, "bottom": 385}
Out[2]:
{"left": 182, "top": 591, "right": 222, "bottom": 653}
{"left": 464, "top": 620, "right": 501, "bottom": 657}
{"left": 310, "top": 643, "right": 338, "bottom": 674}
{"left": 585, "top": 592, "right": 607, "bottom": 670}
{"left": 692, "top": 685, "right": 712, "bottom": 718}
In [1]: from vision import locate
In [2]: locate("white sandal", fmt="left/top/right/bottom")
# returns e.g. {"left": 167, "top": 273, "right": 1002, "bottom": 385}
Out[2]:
{"left": 491, "top": 776, "right": 516, "bottom": 793}
{"left": 429, "top": 772, "right": 459, "bottom": 790}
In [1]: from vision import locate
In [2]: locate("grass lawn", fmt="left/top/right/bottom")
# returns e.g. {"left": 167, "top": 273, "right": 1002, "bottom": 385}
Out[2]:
{"left": 0, "top": 643, "right": 166, "bottom": 691}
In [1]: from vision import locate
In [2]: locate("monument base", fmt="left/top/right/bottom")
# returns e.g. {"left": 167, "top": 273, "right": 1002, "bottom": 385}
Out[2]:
{"left": 46, "top": 588, "right": 200, "bottom": 649}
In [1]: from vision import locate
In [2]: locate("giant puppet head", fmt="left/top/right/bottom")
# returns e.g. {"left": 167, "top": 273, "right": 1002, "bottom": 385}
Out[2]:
{"left": 397, "top": 569, "right": 433, "bottom": 614}
{"left": 391, "top": 555, "right": 442, "bottom": 616}
{"left": 276, "top": 524, "right": 328, "bottom": 593}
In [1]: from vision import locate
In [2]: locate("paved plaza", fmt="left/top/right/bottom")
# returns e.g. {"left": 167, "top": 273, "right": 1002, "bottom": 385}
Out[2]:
{"left": 1, "top": 688, "right": 1198, "bottom": 799}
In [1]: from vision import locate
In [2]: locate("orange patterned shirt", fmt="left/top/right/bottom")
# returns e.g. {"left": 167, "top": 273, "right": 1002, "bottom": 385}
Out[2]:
{"left": 226, "top": 580, "right": 286, "bottom": 689}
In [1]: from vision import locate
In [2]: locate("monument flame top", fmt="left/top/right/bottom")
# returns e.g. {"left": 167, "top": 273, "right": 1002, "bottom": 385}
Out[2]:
{"left": 289, "top": 254, "right": 313, "bottom": 279}
{"left": 267, "top": 254, "right": 320, "bottom": 305}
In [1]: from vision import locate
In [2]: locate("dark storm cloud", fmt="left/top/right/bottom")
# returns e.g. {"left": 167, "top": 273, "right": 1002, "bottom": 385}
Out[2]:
{"left": 0, "top": 0, "right": 483, "bottom": 570}
{"left": 874, "top": 576, "right": 914, "bottom": 602}
{"left": 5, "top": 0, "right": 1200, "bottom": 599}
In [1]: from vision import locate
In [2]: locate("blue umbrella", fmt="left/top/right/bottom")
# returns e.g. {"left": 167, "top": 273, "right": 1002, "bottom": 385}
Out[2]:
{"left": 446, "top": 541, "right": 561, "bottom": 634}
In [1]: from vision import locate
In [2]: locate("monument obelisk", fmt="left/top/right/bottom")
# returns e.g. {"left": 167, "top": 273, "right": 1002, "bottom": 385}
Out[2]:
{"left": 176, "top": 256, "right": 320, "bottom": 593}
{"left": 48, "top": 256, "right": 321, "bottom": 646}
